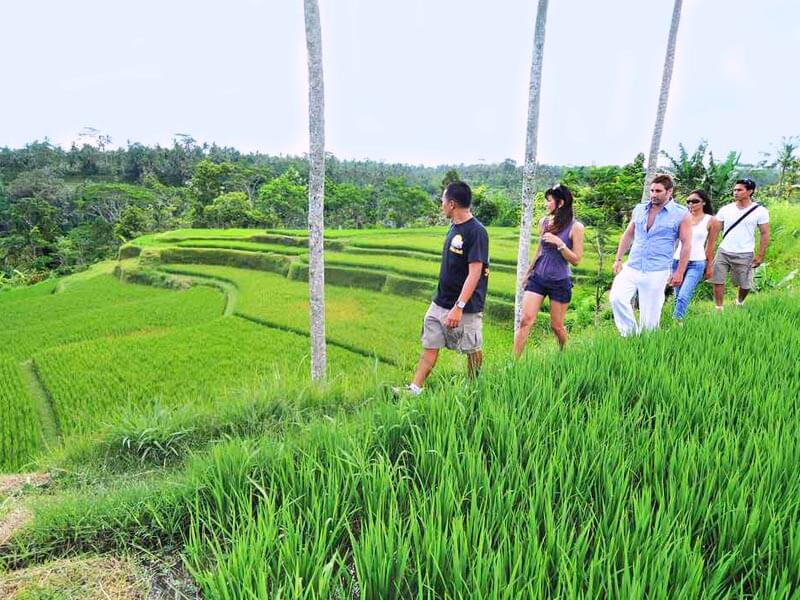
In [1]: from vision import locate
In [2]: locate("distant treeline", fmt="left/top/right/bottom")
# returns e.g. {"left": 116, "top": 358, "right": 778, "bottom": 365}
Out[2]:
{"left": 0, "top": 138, "right": 793, "bottom": 284}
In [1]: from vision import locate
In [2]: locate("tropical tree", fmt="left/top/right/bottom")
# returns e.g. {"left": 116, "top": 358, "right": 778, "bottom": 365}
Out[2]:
{"left": 642, "top": 0, "right": 683, "bottom": 199}
{"left": 303, "top": 0, "right": 327, "bottom": 381}
{"left": 515, "top": 0, "right": 549, "bottom": 330}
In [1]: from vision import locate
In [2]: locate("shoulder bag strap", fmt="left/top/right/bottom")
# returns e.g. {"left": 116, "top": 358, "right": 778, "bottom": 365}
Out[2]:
{"left": 721, "top": 204, "right": 760, "bottom": 241}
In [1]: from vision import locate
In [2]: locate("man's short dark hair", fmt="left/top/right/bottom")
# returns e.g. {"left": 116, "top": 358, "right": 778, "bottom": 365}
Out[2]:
{"left": 736, "top": 178, "right": 757, "bottom": 192}
{"left": 444, "top": 181, "right": 472, "bottom": 208}
{"left": 651, "top": 174, "right": 674, "bottom": 190}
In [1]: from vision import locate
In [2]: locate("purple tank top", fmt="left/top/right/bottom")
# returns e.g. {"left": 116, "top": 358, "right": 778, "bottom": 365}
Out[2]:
{"left": 532, "top": 218, "right": 574, "bottom": 281}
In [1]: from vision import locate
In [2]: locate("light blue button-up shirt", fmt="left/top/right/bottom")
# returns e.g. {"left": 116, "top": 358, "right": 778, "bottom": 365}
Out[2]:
{"left": 626, "top": 200, "right": 687, "bottom": 272}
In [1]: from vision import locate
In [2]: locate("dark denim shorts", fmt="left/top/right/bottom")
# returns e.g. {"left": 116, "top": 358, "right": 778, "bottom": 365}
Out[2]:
{"left": 524, "top": 272, "right": 573, "bottom": 304}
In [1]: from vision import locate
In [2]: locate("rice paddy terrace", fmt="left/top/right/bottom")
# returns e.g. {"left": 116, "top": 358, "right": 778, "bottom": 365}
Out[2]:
{"left": 2, "top": 212, "right": 800, "bottom": 597}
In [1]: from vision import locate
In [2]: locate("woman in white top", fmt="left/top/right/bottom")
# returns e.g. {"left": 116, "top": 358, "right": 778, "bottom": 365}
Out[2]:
{"left": 671, "top": 189, "right": 720, "bottom": 320}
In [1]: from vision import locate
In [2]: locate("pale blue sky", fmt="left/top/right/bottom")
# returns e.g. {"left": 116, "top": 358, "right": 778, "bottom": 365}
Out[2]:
{"left": 3, "top": 0, "right": 798, "bottom": 166}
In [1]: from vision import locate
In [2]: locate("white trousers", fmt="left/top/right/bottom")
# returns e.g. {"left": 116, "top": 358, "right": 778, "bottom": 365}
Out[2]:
{"left": 609, "top": 266, "right": 671, "bottom": 336}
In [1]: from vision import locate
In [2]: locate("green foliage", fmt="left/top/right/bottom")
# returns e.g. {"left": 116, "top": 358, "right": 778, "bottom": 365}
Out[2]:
{"left": 0, "top": 140, "right": 791, "bottom": 282}
{"left": 325, "top": 180, "right": 376, "bottom": 229}
{"left": 75, "top": 183, "right": 157, "bottom": 224}
{"left": 255, "top": 167, "right": 307, "bottom": 228}
{"left": 563, "top": 153, "right": 645, "bottom": 225}
{"left": 118, "top": 244, "right": 142, "bottom": 259}
{"left": 158, "top": 246, "right": 292, "bottom": 276}
{"left": 380, "top": 177, "right": 435, "bottom": 227}
{"left": 0, "top": 357, "right": 42, "bottom": 471}
{"left": 661, "top": 141, "right": 741, "bottom": 207}
{"left": 761, "top": 137, "right": 800, "bottom": 203}
{"left": 202, "top": 191, "right": 270, "bottom": 229}
{"left": 472, "top": 185, "right": 518, "bottom": 226}
{"left": 440, "top": 169, "right": 461, "bottom": 192}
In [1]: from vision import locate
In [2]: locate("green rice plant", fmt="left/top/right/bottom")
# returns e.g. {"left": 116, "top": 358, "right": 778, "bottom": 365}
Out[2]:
{"left": 159, "top": 264, "right": 515, "bottom": 368}
{"left": 175, "top": 239, "right": 308, "bottom": 255}
{"left": 9, "top": 291, "right": 799, "bottom": 595}
{"left": 0, "top": 357, "right": 42, "bottom": 471}
{"left": 321, "top": 251, "right": 519, "bottom": 302}
{"left": 157, "top": 247, "right": 292, "bottom": 276}
{"left": 0, "top": 275, "right": 224, "bottom": 360}
{"left": 177, "top": 290, "right": 800, "bottom": 598}
{"left": 33, "top": 317, "right": 396, "bottom": 438}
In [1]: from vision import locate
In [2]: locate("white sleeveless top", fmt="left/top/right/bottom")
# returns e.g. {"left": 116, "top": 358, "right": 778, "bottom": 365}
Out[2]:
{"left": 674, "top": 214, "right": 711, "bottom": 261}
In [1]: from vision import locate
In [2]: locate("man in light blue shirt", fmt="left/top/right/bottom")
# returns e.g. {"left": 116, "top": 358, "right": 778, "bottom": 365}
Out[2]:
{"left": 610, "top": 174, "right": 692, "bottom": 336}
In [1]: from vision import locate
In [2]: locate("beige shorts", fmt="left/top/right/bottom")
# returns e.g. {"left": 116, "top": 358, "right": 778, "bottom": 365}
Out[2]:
{"left": 421, "top": 302, "right": 483, "bottom": 354}
{"left": 711, "top": 250, "right": 754, "bottom": 289}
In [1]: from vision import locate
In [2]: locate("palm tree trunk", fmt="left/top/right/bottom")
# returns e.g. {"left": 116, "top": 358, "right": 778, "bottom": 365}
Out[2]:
{"left": 515, "top": 0, "right": 549, "bottom": 331}
{"left": 303, "top": 0, "right": 327, "bottom": 381}
{"left": 642, "top": 0, "right": 683, "bottom": 199}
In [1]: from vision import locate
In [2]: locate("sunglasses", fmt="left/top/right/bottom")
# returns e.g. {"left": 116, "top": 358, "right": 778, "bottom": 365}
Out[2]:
{"left": 686, "top": 198, "right": 703, "bottom": 204}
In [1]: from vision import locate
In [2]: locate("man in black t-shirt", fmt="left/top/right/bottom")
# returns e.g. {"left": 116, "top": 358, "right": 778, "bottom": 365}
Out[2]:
{"left": 394, "top": 181, "right": 490, "bottom": 396}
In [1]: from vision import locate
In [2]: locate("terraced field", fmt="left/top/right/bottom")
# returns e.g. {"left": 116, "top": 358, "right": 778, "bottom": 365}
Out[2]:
{"left": 123, "top": 225, "right": 608, "bottom": 325}
{"left": 2, "top": 211, "right": 799, "bottom": 597}
{"left": 3, "top": 226, "right": 536, "bottom": 469}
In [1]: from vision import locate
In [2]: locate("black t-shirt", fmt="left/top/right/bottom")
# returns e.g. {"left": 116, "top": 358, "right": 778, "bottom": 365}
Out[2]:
{"left": 433, "top": 217, "right": 490, "bottom": 313}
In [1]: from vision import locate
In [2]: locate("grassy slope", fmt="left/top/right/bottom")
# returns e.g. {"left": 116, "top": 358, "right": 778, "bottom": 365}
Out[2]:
{"left": 7, "top": 290, "right": 800, "bottom": 597}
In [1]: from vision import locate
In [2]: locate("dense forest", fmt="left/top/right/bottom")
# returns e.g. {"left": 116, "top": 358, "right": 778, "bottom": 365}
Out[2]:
{"left": 1, "top": 137, "right": 797, "bottom": 285}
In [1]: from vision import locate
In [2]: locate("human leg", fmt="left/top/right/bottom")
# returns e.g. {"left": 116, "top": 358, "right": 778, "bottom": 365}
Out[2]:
{"left": 412, "top": 348, "right": 440, "bottom": 388}
{"left": 549, "top": 300, "right": 569, "bottom": 349}
{"left": 513, "top": 291, "right": 545, "bottom": 357}
{"left": 710, "top": 251, "right": 731, "bottom": 309}
{"left": 673, "top": 260, "right": 705, "bottom": 320}
{"left": 466, "top": 350, "right": 483, "bottom": 378}
{"left": 609, "top": 266, "right": 640, "bottom": 336}
{"left": 638, "top": 269, "right": 671, "bottom": 332}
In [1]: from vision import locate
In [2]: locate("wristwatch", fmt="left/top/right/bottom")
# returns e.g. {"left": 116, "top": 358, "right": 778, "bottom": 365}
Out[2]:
{"left": 456, "top": 300, "right": 466, "bottom": 309}
{"left": 557, "top": 244, "right": 567, "bottom": 252}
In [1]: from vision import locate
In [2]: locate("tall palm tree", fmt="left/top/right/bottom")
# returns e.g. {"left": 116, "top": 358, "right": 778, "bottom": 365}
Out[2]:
{"left": 303, "top": 0, "right": 327, "bottom": 380}
{"left": 515, "top": 0, "right": 549, "bottom": 330}
{"left": 642, "top": 0, "right": 684, "bottom": 199}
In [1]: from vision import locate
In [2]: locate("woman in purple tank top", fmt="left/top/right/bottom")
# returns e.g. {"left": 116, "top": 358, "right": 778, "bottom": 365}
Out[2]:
{"left": 514, "top": 184, "right": 585, "bottom": 355}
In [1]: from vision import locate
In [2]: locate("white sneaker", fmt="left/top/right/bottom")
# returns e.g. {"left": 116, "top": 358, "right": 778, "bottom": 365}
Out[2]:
{"left": 392, "top": 383, "right": 422, "bottom": 397}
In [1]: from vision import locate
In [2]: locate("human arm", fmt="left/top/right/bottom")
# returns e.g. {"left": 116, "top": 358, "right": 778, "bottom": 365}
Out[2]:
{"left": 542, "top": 222, "right": 585, "bottom": 266}
{"left": 704, "top": 217, "right": 721, "bottom": 279}
{"left": 753, "top": 222, "right": 770, "bottom": 267}
{"left": 613, "top": 220, "right": 636, "bottom": 275}
{"left": 671, "top": 214, "right": 692, "bottom": 287}
{"left": 446, "top": 262, "right": 483, "bottom": 328}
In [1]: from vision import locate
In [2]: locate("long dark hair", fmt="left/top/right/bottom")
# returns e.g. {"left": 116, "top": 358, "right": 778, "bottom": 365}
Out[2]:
{"left": 544, "top": 184, "right": 574, "bottom": 233}
{"left": 688, "top": 189, "right": 713, "bottom": 215}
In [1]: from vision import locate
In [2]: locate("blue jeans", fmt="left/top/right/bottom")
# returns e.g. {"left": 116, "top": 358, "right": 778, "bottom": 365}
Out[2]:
{"left": 672, "top": 259, "right": 706, "bottom": 319}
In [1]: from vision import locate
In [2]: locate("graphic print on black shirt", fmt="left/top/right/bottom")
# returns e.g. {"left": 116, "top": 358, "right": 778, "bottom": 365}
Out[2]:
{"left": 433, "top": 217, "right": 490, "bottom": 313}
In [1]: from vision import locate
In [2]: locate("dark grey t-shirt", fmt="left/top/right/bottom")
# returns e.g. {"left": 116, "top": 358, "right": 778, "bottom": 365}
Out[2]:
{"left": 434, "top": 217, "right": 489, "bottom": 313}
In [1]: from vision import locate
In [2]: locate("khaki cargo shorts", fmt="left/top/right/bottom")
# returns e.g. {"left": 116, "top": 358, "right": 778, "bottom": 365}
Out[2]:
{"left": 711, "top": 250, "right": 754, "bottom": 289}
{"left": 421, "top": 302, "right": 483, "bottom": 354}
